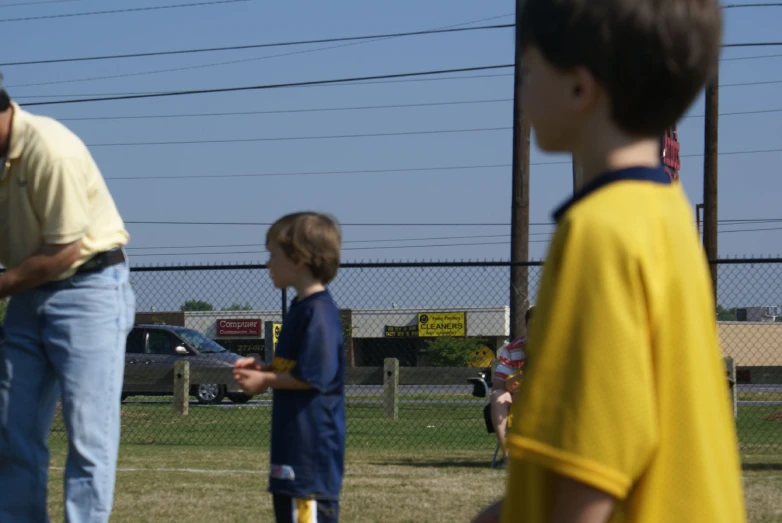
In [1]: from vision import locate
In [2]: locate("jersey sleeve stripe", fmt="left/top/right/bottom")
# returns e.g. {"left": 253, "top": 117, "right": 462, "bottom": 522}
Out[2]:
{"left": 506, "top": 434, "right": 632, "bottom": 500}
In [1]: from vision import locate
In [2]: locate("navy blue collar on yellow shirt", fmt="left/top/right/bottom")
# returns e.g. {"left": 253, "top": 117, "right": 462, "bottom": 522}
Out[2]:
{"left": 552, "top": 165, "right": 672, "bottom": 222}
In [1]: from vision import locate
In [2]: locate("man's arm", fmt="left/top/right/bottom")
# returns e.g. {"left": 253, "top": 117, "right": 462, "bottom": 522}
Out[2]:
{"left": 0, "top": 240, "right": 81, "bottom": 299}
{"left": 550, "top": 475, "right": 616, "bottom": 523}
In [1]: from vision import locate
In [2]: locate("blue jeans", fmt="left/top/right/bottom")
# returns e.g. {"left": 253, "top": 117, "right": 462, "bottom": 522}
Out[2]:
{"left": 0, "top": 260, "right": 135, "bottom": 523}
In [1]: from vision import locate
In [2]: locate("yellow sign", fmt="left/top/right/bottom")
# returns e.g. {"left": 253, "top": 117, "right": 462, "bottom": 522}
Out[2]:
{"left": 417, "top": 312, "right": 466, "bottom": 337}
{"left": 467, "top": 345, "right": 495, "bottom": 368}
{"left": 272, "top": 323, "right": 282, "bottom": 350}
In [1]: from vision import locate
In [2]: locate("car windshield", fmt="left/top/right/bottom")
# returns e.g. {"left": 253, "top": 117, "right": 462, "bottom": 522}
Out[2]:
{"left": 176, "top": 329, "right": 227, "bottom": 354}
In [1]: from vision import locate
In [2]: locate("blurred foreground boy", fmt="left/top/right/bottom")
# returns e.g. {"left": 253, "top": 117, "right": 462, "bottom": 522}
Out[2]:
{"left": 473, "top": 0, "right": 746, "bottom": 521}
{"left": 234, "top": 212, "right": 345, "bottom": 523}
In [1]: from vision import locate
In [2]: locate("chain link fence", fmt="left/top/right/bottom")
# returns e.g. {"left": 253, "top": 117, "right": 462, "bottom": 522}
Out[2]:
{"left": 46, "top": 259, "right": 782, "bottom": 458}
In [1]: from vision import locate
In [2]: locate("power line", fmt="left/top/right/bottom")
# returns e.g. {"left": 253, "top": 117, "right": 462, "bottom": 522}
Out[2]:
{"left": 105, "top": 164, "right": 519, "bottom": 181}
{"left": 126, "top": 232, "right": 555, "bottom": 251}
{"left": 21, "top": 64, "right": 515, "bottom": 107}
{"left": 723, "top": 42, "right": 782, "bottom": 47}
{"left": 15, "top": 73, "right": 778, "bottom": 106}
{"left": 101, "top": 145, "right": 779, "bottom": 181}
{"left": 81, "top": 126, "right": 782, "bottom": 152}
{"left": 723, "top": 3, "right": 782, "bottom": 7}
{"left": 126, "top": 239, "right": 557, "bottom": 258}
{"left": 685, "top": 107, "right": 782, "bottom": 119}
{"left": 125, "top": 221, "right": 534, "bottom": 227}
{"left": 123, "top": 217, "right": 782, "bottom": 228}
{"left": 720, "top": 226, "right": 782, "bottom": 234}
{"left": 50, "top": 101, "right": 781, "bottom": 125}
{"left": 86, "top": 126, "right": 511, "bottom": 147}
{"left": 57, "top": 98, "right": 513, "bottom": 122}
{"left": 0, "top": 0, "right": 82, "bottom": 7}
{"left": 13, "top": 73, "right": 515, "bottom": 100}
{"left": 4, "top": 15, "right": 514, "bottom": 89}
{"left": 1, "top": 24, "right": 513, "bottom": 69}
{"left": 0, "top": 0, "right": 248, "bottom": 23}
{"left": 722, "top": 52, "right": 782, "bottom": 61}
{"left": 721, "top": 79, "right": 782, "bottom": 87}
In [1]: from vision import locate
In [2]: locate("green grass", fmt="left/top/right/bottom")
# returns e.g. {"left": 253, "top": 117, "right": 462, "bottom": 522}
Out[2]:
{"left": 42, "top": 444, "right": 782, "bottom": 522}
{"left": 738, "top": 391, "right": 782, "bottom": 402}
{"left": 47, "top": 399, "right": 782, "bottom": 454}
{"left": 40, "top": 398, "right": 782, "bottom": 522}
{"left": 737, "top": 405, "right": 782, "bottom": 454}
{"left": 50, "top": 400, "right": 492, "bottom": 450}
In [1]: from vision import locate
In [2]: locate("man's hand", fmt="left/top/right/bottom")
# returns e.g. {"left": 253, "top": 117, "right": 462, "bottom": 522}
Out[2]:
{"left": 472, "top": 499, "right": 503, "bottom": 523}
{"left": 233, "top": 369, "right": 270, "bottom": 396}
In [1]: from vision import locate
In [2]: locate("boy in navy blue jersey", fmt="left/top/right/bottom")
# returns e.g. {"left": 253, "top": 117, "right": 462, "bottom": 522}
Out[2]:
{"left": 233, "top": 211, "right": 346, "bottom": 523}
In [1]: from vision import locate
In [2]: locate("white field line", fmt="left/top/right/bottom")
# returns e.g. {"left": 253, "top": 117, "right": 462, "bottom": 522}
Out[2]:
{"left": 51, "top": 466, "right": 263, "bottom": 475}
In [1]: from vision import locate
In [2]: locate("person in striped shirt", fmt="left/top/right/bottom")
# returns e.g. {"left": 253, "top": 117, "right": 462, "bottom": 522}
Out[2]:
{"left": 490, "top": 306, "right": 534, "bottom": 467}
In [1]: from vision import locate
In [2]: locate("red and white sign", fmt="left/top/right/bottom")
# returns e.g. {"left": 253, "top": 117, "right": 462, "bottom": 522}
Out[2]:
{"left": 217, "top": 319, "right": 262, "bottom": 337}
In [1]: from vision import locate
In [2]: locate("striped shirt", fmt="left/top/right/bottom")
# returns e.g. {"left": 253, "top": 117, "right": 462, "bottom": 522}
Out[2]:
{"left": 494, "top": 336, "right": 527, "bottom": 382}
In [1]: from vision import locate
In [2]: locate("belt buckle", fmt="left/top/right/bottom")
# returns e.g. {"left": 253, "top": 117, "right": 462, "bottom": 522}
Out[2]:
{"left": 80, "top": 253, "right": 105, "bottom": 273}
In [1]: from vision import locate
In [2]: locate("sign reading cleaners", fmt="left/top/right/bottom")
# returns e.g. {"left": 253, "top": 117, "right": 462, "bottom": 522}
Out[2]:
{"left": 272, "top": 323, "right": 282, "bottom": 349}
{"left": 217, "top": 319, "right": 262, "bottom": 337}
{"left": 417, "top": 312, "right": 466, "bottom": 337}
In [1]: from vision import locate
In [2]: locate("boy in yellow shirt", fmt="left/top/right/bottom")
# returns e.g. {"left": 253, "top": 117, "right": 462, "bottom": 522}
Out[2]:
{"left": 472, "top": 0, "right": 746, "bottom": 521}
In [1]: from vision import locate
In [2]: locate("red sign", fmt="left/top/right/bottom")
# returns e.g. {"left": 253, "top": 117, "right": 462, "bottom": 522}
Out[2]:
{"left": 217, "top": 319, "right": 262, "bottom": 337}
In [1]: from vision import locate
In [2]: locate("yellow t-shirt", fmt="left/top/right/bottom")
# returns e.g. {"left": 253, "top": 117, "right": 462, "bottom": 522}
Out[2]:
{"left": 502, "top": 166, "right": 746, "bottom": 523}
{"left": 0, "top": 102, "right": 129, "bottom": 281}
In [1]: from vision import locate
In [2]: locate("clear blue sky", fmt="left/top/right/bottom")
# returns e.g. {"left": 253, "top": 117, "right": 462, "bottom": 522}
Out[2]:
{"left": 3, "top": 0, "right": 781, "bottom": 266}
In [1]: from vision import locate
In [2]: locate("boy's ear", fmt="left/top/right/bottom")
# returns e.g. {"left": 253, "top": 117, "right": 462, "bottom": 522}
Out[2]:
{"left": 570, "top": 66, "right": 600, "bottom": 113}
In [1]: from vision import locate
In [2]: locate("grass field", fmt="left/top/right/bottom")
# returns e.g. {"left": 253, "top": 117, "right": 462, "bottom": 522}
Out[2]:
{"left": 41, "top": 396, "right": 782, "bottom": 522}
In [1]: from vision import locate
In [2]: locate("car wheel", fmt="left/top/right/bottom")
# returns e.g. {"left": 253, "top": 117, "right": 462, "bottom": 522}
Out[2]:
{"left": 195, "top": 383, "right": 225, "bottom": 404}
{"left": 227, "top": 393, "right": 252, "bottom": 404}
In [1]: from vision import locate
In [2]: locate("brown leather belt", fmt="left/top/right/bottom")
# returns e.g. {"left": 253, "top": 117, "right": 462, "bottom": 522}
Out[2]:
{"left": 77, "top": 248, "right": 126, "bottom": 274}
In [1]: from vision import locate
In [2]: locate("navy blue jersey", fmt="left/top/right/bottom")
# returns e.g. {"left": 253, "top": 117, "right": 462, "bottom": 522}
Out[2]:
{"left": 268, "top": 290, "right": 346, "bottom": 500}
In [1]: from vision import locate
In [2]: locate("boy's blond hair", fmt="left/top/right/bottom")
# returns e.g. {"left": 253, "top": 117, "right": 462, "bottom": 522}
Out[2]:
{"left": 266, "top": 212, "right": 342, "bottom": 284}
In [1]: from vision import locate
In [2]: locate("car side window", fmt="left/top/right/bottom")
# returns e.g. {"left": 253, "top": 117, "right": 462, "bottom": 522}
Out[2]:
{"left": 146, "top": 330, "right": 183, "bottom": 355}
{"left": 126, "top": 329, "right": 145, "bottom": 354}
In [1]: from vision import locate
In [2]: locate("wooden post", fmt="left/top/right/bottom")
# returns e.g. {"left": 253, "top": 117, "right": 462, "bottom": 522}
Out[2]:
{"left": 383, "top": 358, "right": 399, "bottom": 420}
{"left": 703, "top": 70, "right": 719, "bottom": 300}
{"left": 572, "top": 156, "right": 584, "bottom": 192}
{"left": 173, "top": 360, "right": 190, "bottom": 415}
{"left": 342, "top": 309, "right": 355, "bottom": 368}
{"left": 509, "top": 0, "right": 531, "bottom": 341}
{"left": 725, "top": 356, "right": 737, "bottom": 419}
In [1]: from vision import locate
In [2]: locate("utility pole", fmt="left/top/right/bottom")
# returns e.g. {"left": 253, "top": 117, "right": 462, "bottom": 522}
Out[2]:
{"left": 703, "top": 69, "right": 719, "bottom": 300}
{"left": 510, "top": 0, "right": 531, "bottom": 341}
{"left": 572, "top": 156, "right": 583, "bottom": 192}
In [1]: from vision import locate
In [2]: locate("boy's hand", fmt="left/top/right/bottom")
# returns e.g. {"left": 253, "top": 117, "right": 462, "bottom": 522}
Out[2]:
{"left": 233, "top": 356, "right": 270, "bottom": 372}
{"left": 233, "top": 369, "right": 270, "bottom": 395}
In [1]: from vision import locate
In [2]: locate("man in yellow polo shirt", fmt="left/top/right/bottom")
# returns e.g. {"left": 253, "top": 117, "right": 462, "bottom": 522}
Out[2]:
{"left": 0, "top": 79, "right": 135, "bottom": 523}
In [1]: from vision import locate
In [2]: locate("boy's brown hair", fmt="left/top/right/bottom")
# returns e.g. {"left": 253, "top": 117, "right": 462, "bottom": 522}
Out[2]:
{"left": 518, "top": 0, "right": 722, "bottom": 136}
{"left": 266, "top": 212, "right": 342, "bottom": 284}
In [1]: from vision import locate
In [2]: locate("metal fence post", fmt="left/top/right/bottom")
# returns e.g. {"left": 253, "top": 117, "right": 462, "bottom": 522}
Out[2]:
{"left": 384, "top": 358, "right": 399, "bottom": 420}
{"left": 725, "top": 356, "right": 737, "bottom": 419}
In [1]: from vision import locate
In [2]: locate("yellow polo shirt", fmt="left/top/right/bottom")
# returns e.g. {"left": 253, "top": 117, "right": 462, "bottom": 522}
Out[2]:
{"left": 501, "top": 166, "right": 746, "bottom": 523}
{"left": 0, "top": 102, "right": 129, "bottom": 281}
